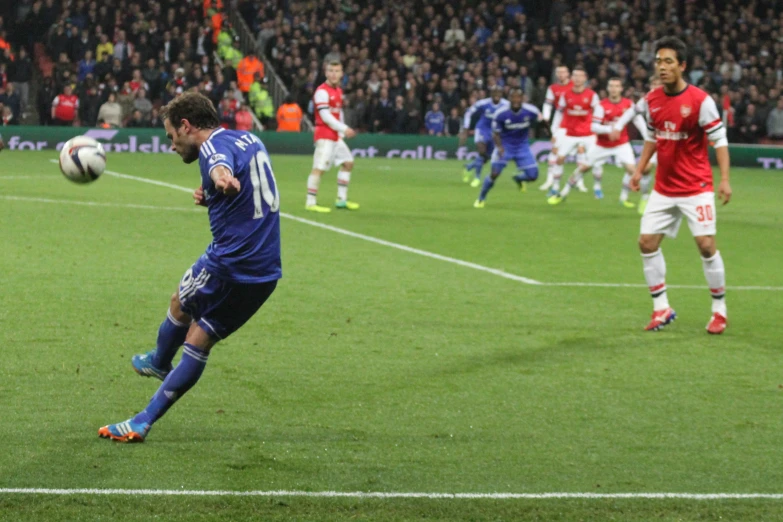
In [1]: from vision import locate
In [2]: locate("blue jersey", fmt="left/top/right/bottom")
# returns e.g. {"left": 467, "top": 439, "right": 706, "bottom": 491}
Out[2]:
{"left": 491, "top": 103, "right": 540, "bottom": 150}
{"left": 425, "top": 110, "right": 445, "bottom": 134}
{"left": 464, "top": 97, "right": 510, "bottom": 133}
{"left": 198, "top": 128, "right": 282, "bottom": 284}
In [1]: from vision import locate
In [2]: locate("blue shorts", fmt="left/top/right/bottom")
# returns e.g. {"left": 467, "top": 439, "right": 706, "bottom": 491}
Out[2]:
{"left": 178, "top": 255, "right": 278, "bottom": 340}
{"left": 491, "top": 147, "right": 537, "bottom": 172}
{"left": 474, "top": 128, "right": 495, "bottom": 154}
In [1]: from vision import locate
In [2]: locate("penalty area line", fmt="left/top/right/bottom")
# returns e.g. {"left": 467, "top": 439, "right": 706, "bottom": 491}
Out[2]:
{"left": 0, "top": 195, "right": 203, "bottom": 213}
{"left": 2, "top": 488, "right": 783, "bottom": 500}
{"left": 43, "top": 160, "right": 783, "bottom": 291}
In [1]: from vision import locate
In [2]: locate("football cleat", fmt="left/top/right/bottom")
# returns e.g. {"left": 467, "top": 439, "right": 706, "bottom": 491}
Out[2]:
{"left": 547, "top": 194, "right": 565, "bottom": 205}
{"left": 706, "top": 312, "right": 727, "bottom": 335}
{"left": 594, "top": 189, "right": 604, "bottom": 200}
{"left": 99, "top": 419, "right": 151, "bottom": 443}
{"left": 306, "top": 204, "right": 332, "bottom": 213}
{"left": 645, "top": 308, "right": 677, "bottom": 331}
{"left": 132, "top": 351, "right": 171, "bottom": 381}
{"left": 638, "top": 199, "right": 649, "bottom": 215}
{"left": 473, "top": 199, "right": 485, "bottom": 209}
{"left": 515, "top": 179, "right": 527, "bottom": 192}
{"left": 335, "top": 200, "right": 360, "bottom": 210}
{"left": 620, "top": 200, "right": 636, "bottom": 209}
{"left": 576, "top": 179, "right": 588, "bottom": 193}
{"left": 470, "top": 177, "right": 481, "bottom": 188}
{"left": 462, "top": 169, "right": 472, "bottom": 183}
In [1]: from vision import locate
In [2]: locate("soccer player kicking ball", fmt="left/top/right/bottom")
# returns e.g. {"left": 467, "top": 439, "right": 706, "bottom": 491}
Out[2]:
{"left": 460, "top": 86, "right": 509, "bottom": 187}
{"left": 99, "top": 92, "right": 282, "bottom": 442}
{"left": 630, "top": 37, "right": 731, "bottom": 334}
{"left": 473, "top": 89, "right": 541, "bottom": 208}
{"left": 306, "top": 60, "right": 359, "bottom": 213}
{"left": 548, "top": 77, "right": 636, "bottom": 205}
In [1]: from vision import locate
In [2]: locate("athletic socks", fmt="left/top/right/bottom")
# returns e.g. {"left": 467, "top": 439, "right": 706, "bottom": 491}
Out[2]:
{"left": 551, "top": 163, "right": 563, "bottom": 191}
{"left": 560, "top": 168, "right": 585, "bottom": 197}
{"left": 306, "top": 173, "right": 321, "bottom": 206}
{"left": 472, "top": 156, "right": 486, "bottom": 179}
{"left": 641, "top": 249, "right": 669, "bottom": 311}
{"left": 152, "top": 311, "right": 189, "bottom": 369}
{"left": 702, "top": 251, "right": 727, "bottom": 316}
{"left": 133, "top": 343, "right": 209, "bottom": 426}
{"left": 620, "top": 173, "right": 632, "bottom": 202}
{"left": 478, "top": 176, "right": 495, "bottom": 201}
{"left": 640, "top": 175, "right": 652, "bottom": 200}
{"left": 592, "top": 166, "right": 603, "bottom": 192}
{"left": 337, "top": 170, "right": 351, "bottom": 202}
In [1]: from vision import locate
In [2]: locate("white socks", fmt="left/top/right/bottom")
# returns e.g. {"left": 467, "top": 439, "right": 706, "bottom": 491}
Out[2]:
{"left": 620, "top": 173, "right": 632, "bottom": 201}
{"left": 641, "top": 249, "right": 669, "bottom": 311}
{"left": 702, "top": 251, "right": 727, "bottom": 316}
{"left": 592, "top": 166, "right": 603, "bottom": 191}
{"left": 306, "top": 173, "right": 321, "bottom": 207}
{"left": 337, "top": 170, "right": 351, "bottom": 202}
{"left": 551, "top": 163, "right": 563, "bottom": 191}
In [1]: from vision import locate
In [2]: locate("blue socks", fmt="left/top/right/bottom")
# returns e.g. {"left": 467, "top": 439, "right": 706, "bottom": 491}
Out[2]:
{"left": 479, "top": 175, "right": 495, "bottom": 201}
{"left": 133, "top": 343, "right": 209, "bottom": 426}
{"left": 472, "top": 156, "right": 486, "bottom": 179}
{"left": 152, "top": 312, "right": 189, "bottom": 368}
{"left": 513, "top": 167, "right": 539, "bottom": 183}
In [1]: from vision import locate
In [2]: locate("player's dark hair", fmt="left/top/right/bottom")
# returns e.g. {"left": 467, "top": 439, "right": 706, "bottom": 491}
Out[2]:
{"left": 509, "top": 88, "right": 524, "bottom": 96}
{"left": 326, "top": 59, "right": 342, "bottom": 68}
{"left": 655, "top": 36, "right": 688, "bottom": 65}
{"left": 608, "top": 76, "right": 623, "bottom": 84}
{"left": 160, "top": 91, "right": 219, "bottom": 130}
{"left": 572, "top": 66, "right": 586, "bottom": 74}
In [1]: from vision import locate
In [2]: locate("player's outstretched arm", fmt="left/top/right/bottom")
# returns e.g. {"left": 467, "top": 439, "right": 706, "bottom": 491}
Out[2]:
{"left": 211, "top": 165, "right": 241, "bottom": 196}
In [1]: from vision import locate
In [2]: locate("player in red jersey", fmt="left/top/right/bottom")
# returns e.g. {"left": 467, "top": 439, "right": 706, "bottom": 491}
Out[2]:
{"left": 306, "top": 60, "right": 359, "bottom": 213}
{"left": 540, "top": 65, "right": 570, "bottom": 191}
{"left": 548, "top": 77, "right": 636, "bottom": 205}
{"left": 547, "top": 67, "right": 599, "bottom": 196}
{"left": 630, "top": 37, "right": 731, "bottom": 334}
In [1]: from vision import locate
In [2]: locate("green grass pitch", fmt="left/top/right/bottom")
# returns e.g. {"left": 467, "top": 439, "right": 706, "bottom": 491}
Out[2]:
{"left": 1, "top": 150, "right": 782, "bottom": 521}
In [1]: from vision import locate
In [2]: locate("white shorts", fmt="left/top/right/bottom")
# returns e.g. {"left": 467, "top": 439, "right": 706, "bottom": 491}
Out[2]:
{"left": 640, "top": 190, "right": 716, "bottom": 238}
{"left": 313, "top": 139, "right": 353, "bottom": 171}
{"left": 586, "top": 142, "right": 636, "bottom": 168}
{"left": 557, "top": 134, "right": 596, "bottom": 161}
{"left": 551, "top": 128, "right": 568, "bottom": 152}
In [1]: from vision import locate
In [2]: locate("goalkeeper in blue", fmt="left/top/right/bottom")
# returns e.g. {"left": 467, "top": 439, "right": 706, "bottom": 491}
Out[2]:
{"left": 99, "top": 92, "right": 281, "bottom": 442}
{"left": 460, "top": 85, "right": 509, "bottom": 187}
{"left": 474, "top": 89, "right": 542, "bottom": 208}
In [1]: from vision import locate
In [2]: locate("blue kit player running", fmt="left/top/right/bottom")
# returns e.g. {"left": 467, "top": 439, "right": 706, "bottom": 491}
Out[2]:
{"left": 474, "top": 89, "right": 542, "bottom": 208}
{"left": 99, "top": 92, "right": 282, "bottom": 442}
{"left": 460, "top": 86, "right": 509, "bottom": 187}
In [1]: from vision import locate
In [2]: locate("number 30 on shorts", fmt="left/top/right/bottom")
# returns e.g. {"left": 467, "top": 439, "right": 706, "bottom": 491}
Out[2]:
{"left": 696, "top": 204, "right": 714, "bottom": 222}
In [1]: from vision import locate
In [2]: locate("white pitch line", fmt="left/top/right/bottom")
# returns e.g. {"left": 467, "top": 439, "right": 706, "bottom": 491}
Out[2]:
{"left": 41, "top": 160, "right": 783, "bottom": 291}
{"left": 2, "top": 488, "right": 783, "bottom": 500}
{"left": 0, "top": 175, "right": 61, "bottom": 179}
{"left": 0, "top": 195, "right": 203, "bottom": 213}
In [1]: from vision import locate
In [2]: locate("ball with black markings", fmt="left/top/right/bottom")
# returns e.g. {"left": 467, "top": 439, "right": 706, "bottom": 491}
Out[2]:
{"left": 59, "top": 136, "right": 107, "bottom": 184}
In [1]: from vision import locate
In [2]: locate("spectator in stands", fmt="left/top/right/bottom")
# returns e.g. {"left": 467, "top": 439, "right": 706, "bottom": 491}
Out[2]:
{"left": 96, "top": 33, "right": 113, "bottom": 62}
{"left": 218, "top": 97, "right": 235, "bottom": 129}
{"left": 2, "top": 105, "right": 16, "bottom": 126}
{"left": 97, "top": 92, "right": 122, "bottom": 128}
{"left": 737, "top": 104, "right": 766, "bottom": 143}
{"left": 79, "top": 82, "right": 102, "bottom": 127}
{"left": 276, "top": 94, "right": 302, "bottom": 132}
{"left": 0, "top": 83, "right": 21, "bottom": 121}
{"left": 392, "top": 95, "right": 407, "bottom": 133}
{"left": 444, "top": 18, "right": 465, "bottom": 48}
{"left": 126, "top": 109, "right": 148, "bottom": 128}
{"left": 767, "top": 98, "right": 783, "bottom": 140}
{"left": 10, "top": 47, "right": 32, "bottom": 118}
{"left": 404, "top": 88, "right": 423, "bottom": 134}
{"left": 237, "top": 50, "right": 264, "bottom": 95}
{"left": 37, "top": 76, "right": 56, "bottom": 126}
{"left": 51, "top": 85, "right": 78, "bottom": 126}
{"left": 78, "top": 51, "right": 96, "bottom": 82}
{"left": 445, "top": 106, "right": 461, "bottom": 136}
{"left": 148, "top": 108, "right": 164, "bottom": 128}
{"left": 142, "top": 58, "right": 162, "bottom": 99}
{"left": 133, "top": 89, "right": 153, "bottom": 121}
{"left": 248, "top": 75, "right": 274, "bottom": 128}
{"left": 371, "top": 88, "right": 394, "bottom": 133}
{"left": 425, "top": 102, "right": 445, "bottom": 136}
{"left": 235, "top": 103, "right": 253, "bottom": 131}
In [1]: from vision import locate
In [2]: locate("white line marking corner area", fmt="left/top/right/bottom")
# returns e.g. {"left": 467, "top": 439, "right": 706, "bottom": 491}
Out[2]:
{"left": 32, "top": 160, "right": 783, "bottom": 292}
{"left": 1, "top": 488, "right": 782, "bottom": 500}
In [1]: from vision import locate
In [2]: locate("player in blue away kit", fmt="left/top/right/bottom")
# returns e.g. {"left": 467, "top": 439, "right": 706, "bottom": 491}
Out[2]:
{"left": 460, "top": 86, "right": 510, "bottom": 187}
{"left": 99, "top": 92, "right": 281, "bottom": 442}
{"left": 474, "top": 89, "right": 542, "bottom": 208}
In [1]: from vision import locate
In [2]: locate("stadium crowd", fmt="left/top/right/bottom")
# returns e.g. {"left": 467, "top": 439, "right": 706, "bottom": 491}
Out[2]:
{"left": 0, "top": 0, "right": 782, "bottom": 142}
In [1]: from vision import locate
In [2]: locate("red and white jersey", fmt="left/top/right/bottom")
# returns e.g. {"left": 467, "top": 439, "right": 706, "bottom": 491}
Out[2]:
{"left": 543, "top": 81, "right": 572, "bottom": 123}
{"left": 52, "top": 94, "right": 79, "bottom": 121}
{"left": 594, "top": 97, "right": 634, "bottom": 147}
{"left": 644, "top": 84, "right": 725, "bottom": 197}
{"left": 313, "top": 82, "right": 344, "bottom": 142}
{"left": 558, "top": 88, "right": 600, "bottom": 137}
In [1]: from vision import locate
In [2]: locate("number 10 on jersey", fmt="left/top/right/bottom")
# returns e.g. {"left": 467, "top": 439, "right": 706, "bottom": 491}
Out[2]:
{"left": 249, "top": 151, "right": 280, "bottom": 219}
